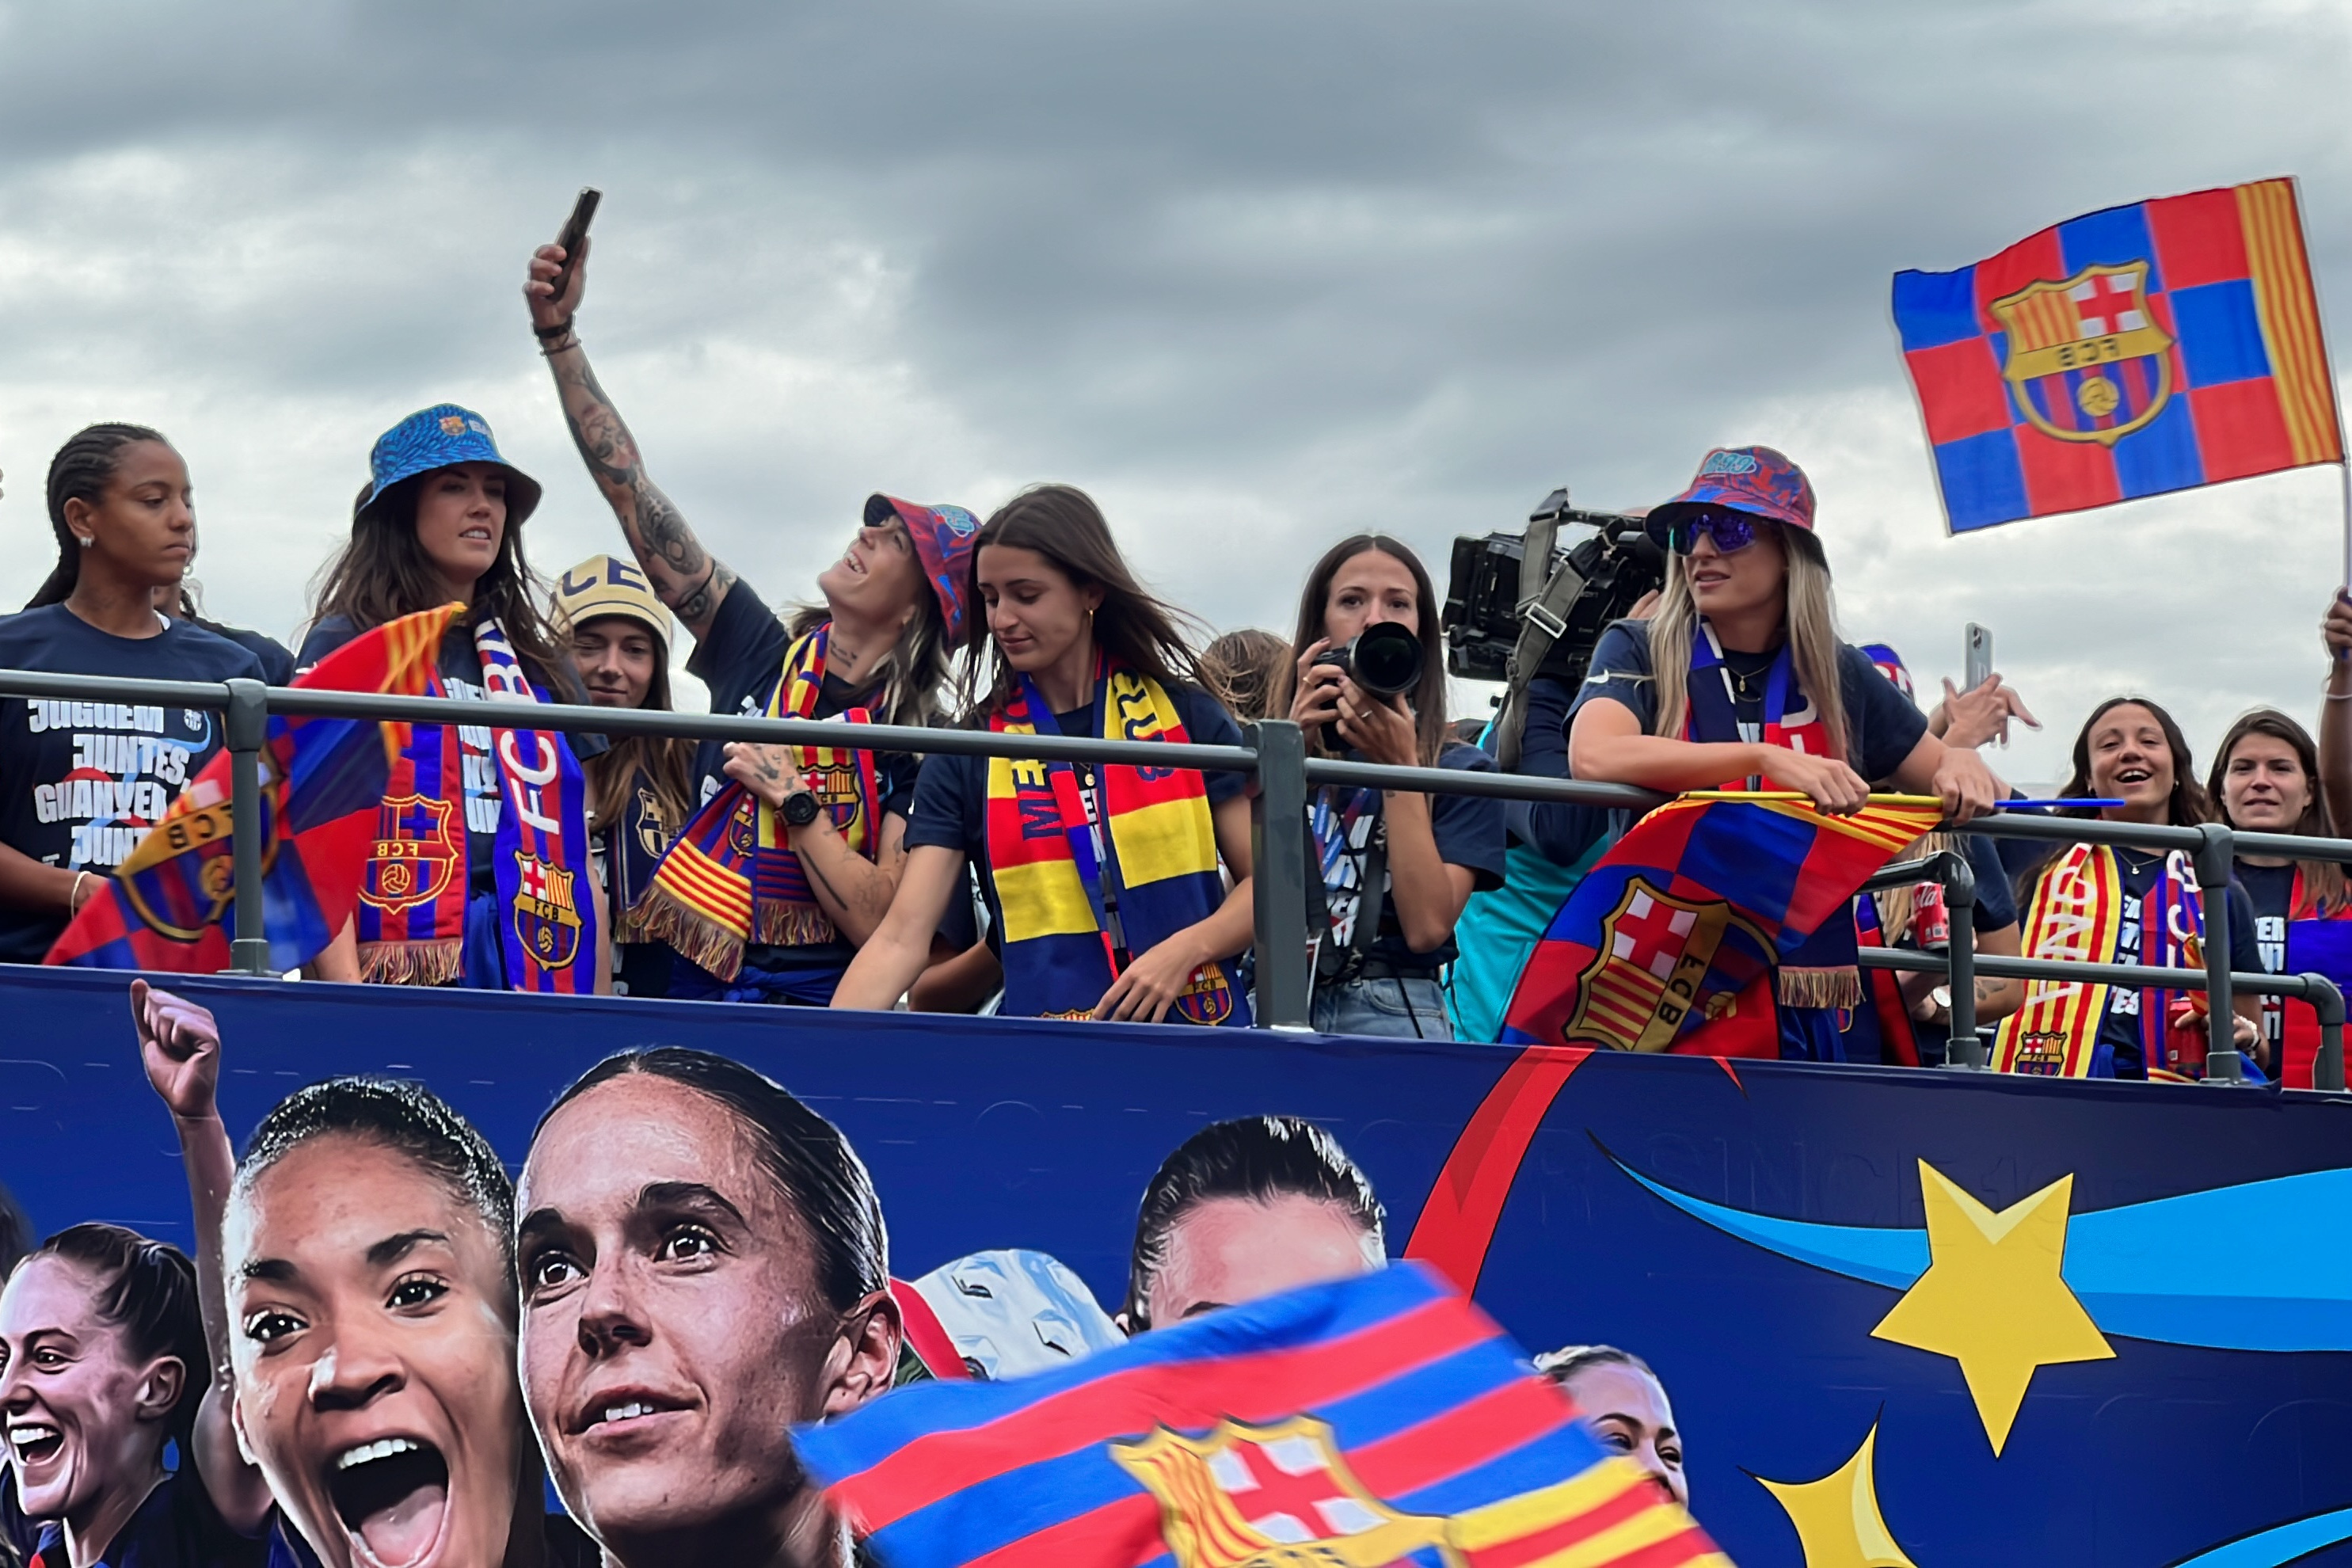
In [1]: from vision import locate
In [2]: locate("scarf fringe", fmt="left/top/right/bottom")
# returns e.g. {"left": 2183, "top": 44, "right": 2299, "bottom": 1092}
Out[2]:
{"left": 755, "top": 900, "right": 838, "bottom": 949}
{"left": 1779, "top": 965, "right": 1863, "bottom": 1010}
{"left": 632, "top": 892, "right": 749, "bottom": 983}
{"left": 360, "top": 941, "right": 463, "bottom": 988}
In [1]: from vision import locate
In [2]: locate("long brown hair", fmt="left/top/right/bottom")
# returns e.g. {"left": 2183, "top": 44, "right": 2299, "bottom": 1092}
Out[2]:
{"left": 957, "top": 485, "right": 1202, "bottom": 717}
{"left": 1275, "top": 535, "right": 1451, "bottom": 768}
{"left": 579, "top": 657, "right": 696, "bottom": 838}
{"left": 1199, "top": 629, "right": 1291, "bottom": 724}
{"left": 2208, "top": 707, "right": 2346, "bottom": 913}
{"left": 1645, "top": 522, "right": 1851, "bottom": 763}
{"left": 2056, "top": 696, "right": 2213, "bottom": 826}
{"left": 309, "top": 474, "right": 572, "bottom": 694}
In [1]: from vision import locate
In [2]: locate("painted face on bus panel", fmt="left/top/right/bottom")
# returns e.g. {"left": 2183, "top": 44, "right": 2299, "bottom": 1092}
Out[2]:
{"left": 1683, "top": 512, "right": 1786, "bottom": 622}
{"left": 2087, "top": 703, "right": 2175, "bottom": 818}
{"left": 224, "top": 1136, "right": 522, "bottom": 1568}
{"left": 516, "top": 1075, "right": 853, "bottom": 1554}
{"left": 573, "top": 617, "right": 660, "bottom": 710}
{"left": 816, "top": 519, "right": 925, "bottom": 630}
{"left": 0, "top": 1254, "right": 186, "bottom": 1527}
{"left": 70, "top": 439, "right": 195, "bottom": 590}
{"left": 1322, "top": 550, "right": 1418, "bottom": 645}
{"left": 412, "top": 463, "right": 508, "bottom": 598}
{"left": 1144, "top": 1195, "right": 1379, "bottom": 1330}
{"left": 1558, "top": 1361, "right": 1687, "bottom": 1508}
{"left": 979, "top": 544, "right": 1102, "bottom": 674}
{"left": 2223, "top": 733, "right": 2311, "bottom": 832}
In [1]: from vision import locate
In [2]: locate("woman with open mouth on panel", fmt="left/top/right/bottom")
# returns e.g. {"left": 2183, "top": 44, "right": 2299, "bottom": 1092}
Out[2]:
{"left": 127, "top": 981, "right": 594, "bottom": 1568}
{"left": 1, "top": 1216, "right": 271, "bottom": 1568}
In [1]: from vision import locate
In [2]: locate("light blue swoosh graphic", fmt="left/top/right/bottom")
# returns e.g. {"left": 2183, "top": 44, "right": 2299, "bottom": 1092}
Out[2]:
{"left": 2167, "top": 1505, "right": 2352, "bottom": 1566}
{"left": 1616, "top": 1163, "right": 2352, "bottom": 1353}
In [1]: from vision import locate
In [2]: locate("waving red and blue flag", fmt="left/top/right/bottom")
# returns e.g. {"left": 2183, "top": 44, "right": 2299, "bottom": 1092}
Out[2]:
{"left": 794, "top": 1262, "right": 1722, "bottom": 1568}
{"left": 1893, "top": 177, "right": 2342, "bottom": 532}
{"left": 44, "top": 606, "right": 458, "bottom": 974}
{"left": 1502, "top": 795, "right": 1939, "bottom": 1056}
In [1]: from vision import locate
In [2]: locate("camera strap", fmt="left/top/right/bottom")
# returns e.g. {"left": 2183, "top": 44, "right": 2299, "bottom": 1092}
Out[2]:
{"left": 1307, "top": 799, "right": 1389, "bottom": 982}
{"left": 1493, "top": 516, "right": 1592, "bottom": 771}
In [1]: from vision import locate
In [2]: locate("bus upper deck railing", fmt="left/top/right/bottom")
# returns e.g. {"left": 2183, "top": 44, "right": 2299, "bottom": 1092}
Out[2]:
{"left": 3, "top": 667, "right": 2343, "bottom": 1090}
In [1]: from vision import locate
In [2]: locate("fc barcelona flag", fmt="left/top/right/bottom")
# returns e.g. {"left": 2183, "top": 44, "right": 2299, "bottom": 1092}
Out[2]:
{"left": 45, "top": 606, "right": 458, "bottom": 973}
{"left": 794, "top": 1262, "right": 1724, "bottom": 1568}
{"left": 1893, "top": 177, "right": 2342, "bottom": 532}
{"left": 1502, "top": 796, "right": 1941, "bottom": 1054}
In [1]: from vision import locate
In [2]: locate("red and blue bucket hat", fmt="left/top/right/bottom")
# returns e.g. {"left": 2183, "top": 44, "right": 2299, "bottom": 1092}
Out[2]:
{"left": 1644, "top": 444, "right": 1816, "bottom": 548}
{"left": 357, "top": 404, "right": 543, "bottom": 529}
{"left": 866, "top": 493, "right": 980, "bottom": 642}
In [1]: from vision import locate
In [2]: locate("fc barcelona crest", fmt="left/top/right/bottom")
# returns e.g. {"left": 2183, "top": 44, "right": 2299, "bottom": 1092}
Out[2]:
{"left": 360, "top": 794, "right": 460, "bottom": 915}
{"left": 1174, "top": 961, "right": 1236, "bottom": 1026}
{"left": 1112, "top": 1415, "right": 1458, "bottom": 1568}
{"left": 1565, "top": 878, "right": 1763, "bottom": 1052}
{"left": 512, "top": 852, "right": 584, "bottom": 970}
{"left": 1990, "top": 261, "right": 2175, "bottom": 446}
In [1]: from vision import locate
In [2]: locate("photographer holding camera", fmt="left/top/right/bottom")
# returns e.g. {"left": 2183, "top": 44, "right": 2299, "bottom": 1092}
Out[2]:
{"left": 1281, "top": 535, "right": 1505, "bottom": 1039}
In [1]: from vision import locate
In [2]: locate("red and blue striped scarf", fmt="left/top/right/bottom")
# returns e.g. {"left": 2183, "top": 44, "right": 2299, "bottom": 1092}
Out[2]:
{"left": 354, "top": 616, "right": 598, "bottom": 991}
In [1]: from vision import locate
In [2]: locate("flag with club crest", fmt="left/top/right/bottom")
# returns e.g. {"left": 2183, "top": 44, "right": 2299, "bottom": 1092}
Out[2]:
{"left": 1893, "top": 177, "right": 2341, "bottom": 532}
{"left": 45, "top": 606, "right": 458, "bottom": 973}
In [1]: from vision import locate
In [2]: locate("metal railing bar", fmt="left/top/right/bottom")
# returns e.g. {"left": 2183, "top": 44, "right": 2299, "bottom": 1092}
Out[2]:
{"left": 1859, "top": 947, "right": 2318, "bottom": 1000}
{"left": 1300, "top": 756, "right": 1663, "bottom": 810}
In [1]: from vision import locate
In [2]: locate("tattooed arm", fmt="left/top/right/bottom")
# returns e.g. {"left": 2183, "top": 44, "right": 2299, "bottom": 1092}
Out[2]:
{"left": 720, "top": 740, "right": 908, "bottom": 945}
{"left": 525, "top": 238, "right": 736, "bottom": 641}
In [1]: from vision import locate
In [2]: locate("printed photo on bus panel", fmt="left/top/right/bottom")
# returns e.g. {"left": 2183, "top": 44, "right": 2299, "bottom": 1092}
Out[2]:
{"left": 219, "top": 1076, "right": 583, "bottom": 1568}
{"left": 1121, "top": 1115, "right": 1387, "bottom": 1334}
{"left": 515, "top": 1049, "right": 900, "bottom": 1568}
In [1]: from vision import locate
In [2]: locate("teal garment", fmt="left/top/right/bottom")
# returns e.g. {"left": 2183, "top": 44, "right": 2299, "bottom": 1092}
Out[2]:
{"left": 1444, "top": 836, "right": 1611, "bottom": 1043}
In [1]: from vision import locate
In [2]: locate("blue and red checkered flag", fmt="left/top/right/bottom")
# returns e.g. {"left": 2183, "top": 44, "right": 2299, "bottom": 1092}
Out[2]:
{"left": 1502, "top": 795, "right": 1940, "bottom": 1056}
{"left": 45, "top": 606, "right": 459, "bottom": 974}
{"left": 794, "top": 1262, "right": 1723, "bottom": 1568}
{"left": 1893, "top": 177, "right": 2342, "bottom": 532}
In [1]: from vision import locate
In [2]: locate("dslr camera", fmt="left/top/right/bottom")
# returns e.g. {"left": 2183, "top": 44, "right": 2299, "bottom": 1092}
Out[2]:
{"left": 1311, "top": 622, "right": 1423, "bottom": 750}
{"left": 1441, "top": 487, "right": 1664, "bottom": 767}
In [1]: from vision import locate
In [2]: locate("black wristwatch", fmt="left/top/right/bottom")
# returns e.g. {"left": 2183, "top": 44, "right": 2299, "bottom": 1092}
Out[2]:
{"left": 780, "top": 786, "right": 823, "bottom": 828}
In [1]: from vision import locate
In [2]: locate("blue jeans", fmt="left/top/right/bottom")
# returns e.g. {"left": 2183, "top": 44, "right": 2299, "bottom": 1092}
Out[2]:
{"left": 1310, "top": 975, "right": 1455, "bottom": 1040}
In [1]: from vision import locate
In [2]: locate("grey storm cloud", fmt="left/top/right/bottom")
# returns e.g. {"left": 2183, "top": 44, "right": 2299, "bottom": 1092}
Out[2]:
{"left": 0, "top": 0, "right": 2346, "bottom": 781}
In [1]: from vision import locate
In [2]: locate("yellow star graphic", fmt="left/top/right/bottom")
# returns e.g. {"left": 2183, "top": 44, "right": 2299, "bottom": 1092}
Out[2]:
{"left": 1756, "top": 1419, "right": 1917, "bottom": 1568}
{"left": 1871, "top": 1160, "right": 2114, "bottom": 1455}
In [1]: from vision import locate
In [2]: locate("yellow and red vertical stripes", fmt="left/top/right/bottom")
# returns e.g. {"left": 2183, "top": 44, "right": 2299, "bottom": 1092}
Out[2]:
{"left": 2236, "top": 177, "right": 2343, "bottom": 466}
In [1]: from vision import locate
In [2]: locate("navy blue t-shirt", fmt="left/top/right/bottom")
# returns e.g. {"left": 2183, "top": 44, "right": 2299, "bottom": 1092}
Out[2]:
{"left": 681, "top": 580, "right": 927, "bottom": 986}
{"left": 195, "top": 621, "right": 295, "bottom": 687}
{"left": 0, "top": 606, "right": 265, "bottom": 965}
{"left": 905, "top": 681, "right": 1246, "bottom": 957}
{"left": 299, "top": 616, "right": 602, "bottom": 898}
{"left": 3, "top": 1466, "right": 270, "bottom": 1568}
{"left": 1315, "top": 741, "right": 1509, "bottom": 976}
{"left": 2237, "top": 858, "right": 2297, "bottom": 1069}
{"left": 1507, "top": 672, "right": 1612, "bottom": 867}
{"left": 1570, "top": 620, "right": 1928, "bottom": 782}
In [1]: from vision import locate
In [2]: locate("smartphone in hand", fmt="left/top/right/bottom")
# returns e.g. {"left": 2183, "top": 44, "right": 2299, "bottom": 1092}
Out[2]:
{"left": 547, "top": 187, "right": 602, "bottom": 306}
{"left": 1964, "top": 622, "right": 1992, "bottom": 691}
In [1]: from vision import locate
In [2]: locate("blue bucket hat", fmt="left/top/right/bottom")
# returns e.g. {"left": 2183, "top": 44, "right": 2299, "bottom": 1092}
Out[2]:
{"left": 356, "top": 404, "right": 543, "bottom": 529}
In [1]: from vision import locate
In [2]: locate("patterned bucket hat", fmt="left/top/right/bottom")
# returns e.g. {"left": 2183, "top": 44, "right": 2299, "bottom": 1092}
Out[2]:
{"left": 356, "top": 404, "right": 544, "bottom": 529}
{"left": 1644, "top": 444, "right": 1817, "bottom": 548}
{"left": 866, "top": 493, "right": 980, "bottom": 642}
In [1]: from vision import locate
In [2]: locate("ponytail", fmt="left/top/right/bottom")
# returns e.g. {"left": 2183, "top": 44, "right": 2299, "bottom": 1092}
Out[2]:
{"left": 26, "top": 423, "right": 170, "bottom": 611}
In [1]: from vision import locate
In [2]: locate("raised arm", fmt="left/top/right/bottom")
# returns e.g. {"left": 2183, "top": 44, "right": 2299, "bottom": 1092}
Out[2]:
{"left": 524, "top": 237, "right": 736, "bottom": 641}
{"left": 131, "top": 980, "right": 273, "bottom": 1535}
{"left": 2320, "top": 592, "right": 2352, "bottom": 836}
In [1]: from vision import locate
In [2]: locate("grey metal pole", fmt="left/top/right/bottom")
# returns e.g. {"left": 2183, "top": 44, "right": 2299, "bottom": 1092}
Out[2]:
{"left": 2196, "top": 822, "right": 2244, "bottom": 1083}
{"left": 1940, "top": 850, "right": 1984, "bottom": 1070}
{"left": 2301, "top": 972, "right": 2347, "bottom": 1091}
{"left": 223, "top": 679, "right": 272, "bottom": 977}
{"left": 1246, "top": 720, "right": 1313, "bottom": 1029}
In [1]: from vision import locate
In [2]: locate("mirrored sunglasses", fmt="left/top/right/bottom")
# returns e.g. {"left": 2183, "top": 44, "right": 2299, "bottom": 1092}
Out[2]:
{"left": 1666, "top": 508, "right": 1768, "bottom": 557}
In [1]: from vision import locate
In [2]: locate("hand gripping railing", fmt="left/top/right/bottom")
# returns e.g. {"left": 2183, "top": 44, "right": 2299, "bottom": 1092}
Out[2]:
{"left": 2, "top": 666, "right": 2347, "bottom": 1089}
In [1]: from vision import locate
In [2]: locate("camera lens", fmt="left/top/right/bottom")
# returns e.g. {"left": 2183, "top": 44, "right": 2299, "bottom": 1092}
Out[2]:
{"left": 1349, "top": 623, "right": 1422, "bottom": 697}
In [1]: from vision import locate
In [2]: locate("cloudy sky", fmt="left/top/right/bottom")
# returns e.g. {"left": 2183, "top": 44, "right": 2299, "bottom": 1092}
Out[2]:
{"left": 1, "top": 0, "right": 2345, "bottom": 784}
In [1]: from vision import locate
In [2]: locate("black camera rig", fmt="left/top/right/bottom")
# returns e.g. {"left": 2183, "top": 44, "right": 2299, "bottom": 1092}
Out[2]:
{"left": 1440, "top": 488, "right": 1665, "bottom": 768}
